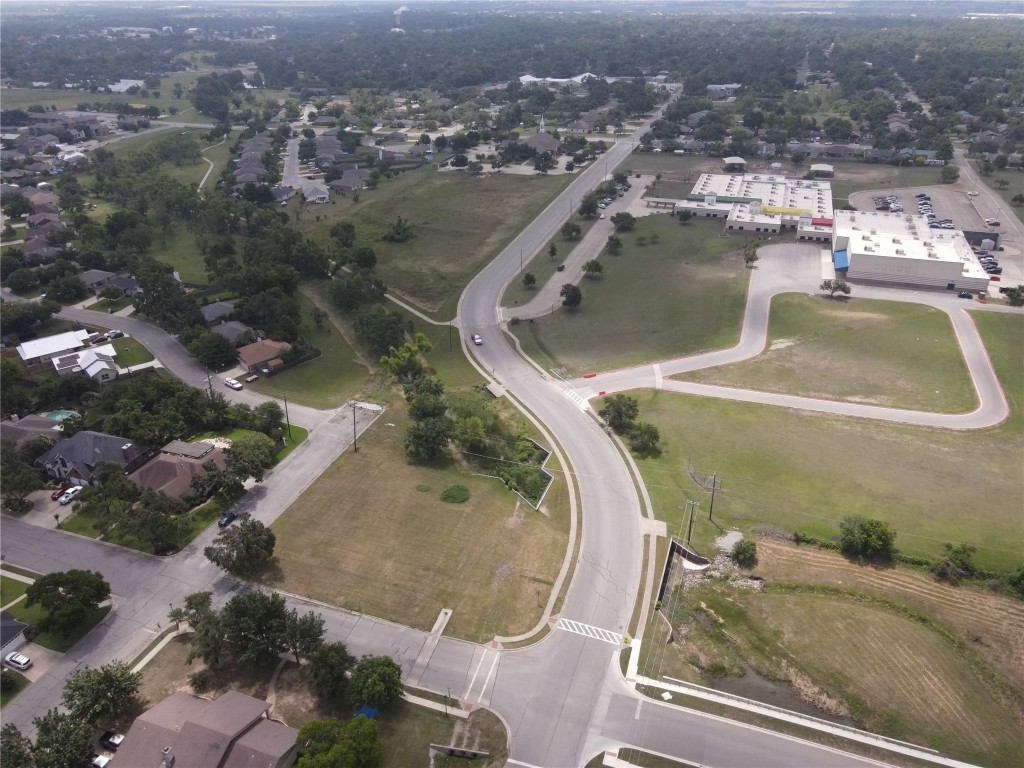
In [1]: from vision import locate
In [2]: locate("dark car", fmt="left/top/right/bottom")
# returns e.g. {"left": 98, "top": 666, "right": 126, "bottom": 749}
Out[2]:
{"left": 218, "top": 511, "right": 238, "bottom": 527}
{"left": 99, "top": 731, "right": 125, "bottom": 752}
{"left": 51, "top": 482, "right": 75, "bottom": 501}
{"left": 556, "top": 264, "right": 565, "bottom": 272}
{"left": 957, "top": 291, "right": 973, "bottom": 299}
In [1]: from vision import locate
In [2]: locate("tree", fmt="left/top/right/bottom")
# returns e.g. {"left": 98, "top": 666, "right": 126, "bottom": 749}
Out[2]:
{"left": 189, "top": 331, "right": 239, "bottom": 370}
{"left": 252, "top": 401, "right": 284, "bottom": 436}
{"left": 839, "top": 516, "right": 896, "bottom": 562}
{"left": 628, "top": 422, "right": 661, "bottom": 457}
{"left": 560, "top": 221, "right": 581, "bottom": 240}
{"left": 283, "top": 609, "right": 326, "bottom": 665}
{"left": 578, "top": 194, "right": 598, "bottom": 218}
{"left": 382, "top": 216, "right": 414, "bottom": 243}
{"left": 583, "top": 259, "right": 603, "bottom": 277}
{"left": 404, "top": 417, "right": 453, "bottom": 461}
{"left": 61, "top": 662, "right": 141, "bottom": 726}
{"left": 2, "top": 192, "right": 32, "bottom": 219}
{"left": 222, "top": 591, "right": 289, "bottom": 669}
{"left": 306, "top": 641, "right": 356, "bottom": 700}
{"left": 932, "top": 543, "right": 976, "bottom": 585}
{"left": 560, "top": 283, "right": 582, "bottom": 309}
{"left": 25, "top": 570, "right": 110, "bottom": 636}
{"left": 610, "top": 211, "right": 636, "bottom": 231}
{"left": 31, "top": 709, "right": 94, "bottom": 768}
{"left": 348, "top": 655, "right": 404, "bottom": 708}
{"left": 940, "top": 165, "right": 959, "bottom": 184}
{"left": 548, "top": 243, "right": 557, "bottom": 261}
{"left": 1011, "top": 194, "right": 1024, "bottom": 207}
{"left": 678, "top": 209, "right": 692, "bottom": 225}
{"left": 1, "top": 723, "right": 33, "bottom": 767}
{"left": 122, "top": 490, "right": 189, "bottom": 554}
{"left": 296, "top": 716, "right": 381, "bottom": 768}
{"left": 73, "top": 461, "right": 139, "bottom": 534}
{"left": 994, "top": 178, "right": 1009, "bottom": 190}
{"left": 226, "top": 432, "right": 277, "bottom": 486}
{"left": 204, "top": 515, "right": 277, "bottom": 575}
{"left": 599, "top": 394, "right": 639, "bottom": 434}
{"left": 1000, "top": 285, "right": 1024, "bottom": 306}
{"left": 731, "top": 538, "right": 757, "bottom": 568}
{"left": 606, "top": 235, "right": 623, "bottom": 255}
{"left": 820, "top": 279, "right": 851, "bottom": 298}
{"left": 742, "top": 241, "right": 759, "bottom": 268}
{"left": 522, "top": 272, "right": 536, "bottom": 289}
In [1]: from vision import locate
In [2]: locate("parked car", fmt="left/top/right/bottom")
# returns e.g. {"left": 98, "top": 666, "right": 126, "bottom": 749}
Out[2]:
{"left": 107, "top": 330, "right": 124, "bottom": 339}
{"left": 224, "top": 378, "right": 243, "bottom": 391}
{"left": 218, "top": 510, "right": 238, "bottom": 528}
{"left": 556, "top": 264, "right": 565, "bottom": 272}
{"left": 967, "top": 191, "right": 978, "bottom": 197}
{"left": 957, "top": 291, "right": 973, "bottom": 299}
{"left": 58, "top": 486, "right": 83, "bottom": 505}
{"left": 99, "top": 731, "right": 125, "bottom": 752}
{"left": 4, "top": 652, "right": 32, "bottom": 671}
{"left": 92, "top": 756, "right": 111, "bottom": 768}
{"left": 472, "top": 334, "right": 483, "bottom": 346}
{"left": 51, "top": 482, "right": 76, "bottom": 501}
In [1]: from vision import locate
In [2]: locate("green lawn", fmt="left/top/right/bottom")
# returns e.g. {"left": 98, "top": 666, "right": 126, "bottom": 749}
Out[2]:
{"left": 298, "top": 167, "right": 573, "bottom": 316}
{"left": 151, "top": 225, "right": 207, "bottom": 285}
{"left": 85, "top": 295, "right": 134, "bottom": 313}
{"left": 679, "top": 294, "right": 976, "bottom": 412}
{"left": 247, "top": 292, "right": 370, "bottom": 409}
{"left": 622, "top": 311, "right": 1024, "bottom": 573}
{"left": 111, "top": 337, "right": 154, "bottom": 367}
{"left": 378, "top": 703, "right": 507, "bottom": 768}
{"left": 502, "top": 215, "right": 601, "bottom": 308}
{"left": 0, "top": 575, "right": 29, "bottom": 607}
{"left": 0, "top": 670, "right": 30, "bottom": 709}
{"left": 6, "top": 601, "right": 111, "bottom": 653}
{"left": 510, "top": 216, "right": 750, "bottom": 376}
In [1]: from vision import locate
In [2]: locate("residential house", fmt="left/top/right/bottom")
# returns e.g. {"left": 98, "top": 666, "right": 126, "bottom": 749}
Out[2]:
{"left": 0, "top": 414, "right": 63, "bottom": 446}
{"left": 327, "top": 169, "right": 369, "bottom": 192}
{"left": 863, "top": 147, "right": 894, "bottom": 163}
{"left": 686, "top": 110, "right": 711, "bottom": 129}
{"left": 707, "top": 83, "right": 741, "bottom": 100}
{"left": 108, "top": 275, "right": 140, "bottom": 296}
{"left": 886, "top": 114, "right": 912, "bottom": 133}
{"left": 112, "top": 690, "right": 298, "bottom": 768}
{"left": 52, "top": 347, "right": 119, "bottom": 382}
{"left": 1, "top": 611, "right": 28, "bottom": 657}
{"left": 26, "top": 212, "right": 60, "bottom": 227}
{"left": 238, "top": 339, "right": 292, "bottom": 374}
{"left": 77, "top": 268, "right": 116, "bottom": 292}
{"left": 209, "top": 320, "right": 252, "bottom": 346}
{"left": 201, "top": 300, "right": 235, "bottom": 326}
{"left": 566, "top": 118, "right": 596, "bottom": 133}
{"left": 35, "top": 430, "right": 147, "bottom": 483}
{"left": 17, "top": 330, "right": 91, "bottom": 365}
{"left": 129, "top": 440, "right": 227, "bottom": 500}
{"left": 304, "top": 184, "right": 329, "bottom": 204}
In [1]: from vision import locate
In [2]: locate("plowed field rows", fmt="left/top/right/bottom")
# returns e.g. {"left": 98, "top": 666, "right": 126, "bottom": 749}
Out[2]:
{"left": 754, "top": 539, "right": 1024, "bottom": 690}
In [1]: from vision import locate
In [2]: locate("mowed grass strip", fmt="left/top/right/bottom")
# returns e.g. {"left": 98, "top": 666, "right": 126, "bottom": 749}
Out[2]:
{"left": 111, "top": 337, "right": 154, "bottom": 367}
{"left": 678, "top": 294, "right": 976, "bottom": 412}
{"left": 0, "top": 575, "right": 29, "bottom": 607}
{"left": 6, "top": 601, "right": 111, "bottom": 653}
{"left": 742, "top": 592, "right": 1022, "bottom": 767}
{"left": 266, "top": 409, "right": 569, "bottom": 642}
{"left": 510, "top": 216, "right": 749, "bottom": 376}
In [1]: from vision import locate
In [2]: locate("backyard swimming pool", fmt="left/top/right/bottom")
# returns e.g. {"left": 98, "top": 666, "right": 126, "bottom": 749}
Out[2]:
{"left": 45, "top": 410, "right": 78, "bottom": 421}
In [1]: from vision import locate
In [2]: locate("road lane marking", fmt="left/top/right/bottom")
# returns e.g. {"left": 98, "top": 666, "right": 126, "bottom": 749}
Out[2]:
{"left": 562, "top": 388, "right": 588, "bottom": 411}
{"left": 464, "top": 648, "right": 487, "bottom": 699}
{"left": 556, "top": 618, "right": 623, "bottom": 645}
{"left": 635, "top": 698, "right": 643, "bottom": 719}
{"left": 477, "top": 649, "right": 500, "bottom": 703}
{"left": 506, "top": 760, "right": 545, "bottom": 768}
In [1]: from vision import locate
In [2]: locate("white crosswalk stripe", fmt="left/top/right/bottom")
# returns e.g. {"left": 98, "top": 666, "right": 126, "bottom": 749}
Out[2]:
{"left": 556, "top": 618, "right": 623, "bottom": 646}
{"left": 562, "top": 388, "right": 588, "bottom": 411}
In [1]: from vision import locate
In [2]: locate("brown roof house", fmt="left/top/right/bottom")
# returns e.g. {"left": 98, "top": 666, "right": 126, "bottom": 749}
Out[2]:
{"left": 238, "top": 339, "right": 292, "bottom": 374}
{"left": 130, "top": 440, "right": 227, "bottom": 500}
{"left": 113, "top": 690, "right": 298, "bottom": 768}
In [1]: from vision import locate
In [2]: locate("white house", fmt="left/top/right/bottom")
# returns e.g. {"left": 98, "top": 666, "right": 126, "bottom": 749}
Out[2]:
{"left": 52, "top": 346, "right": 119, "bottom": 382}
{"left": 17, "top": 330, "right": 91, "bottom": 365}
{"left": 305, "top": 184, "right": 329, "bottom": 204}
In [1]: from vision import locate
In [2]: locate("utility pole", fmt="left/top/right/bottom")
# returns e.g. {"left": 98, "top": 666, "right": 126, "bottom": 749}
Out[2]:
{"left": 708, "top": 473, "right": 720, "bottom": 521}
{"left": 686, "top": 499, "right": 699, "bottom": 545}
{"left": 204, "top": 367, "right": 213, "bottom": 396}
{"left": 283, "top": 394, "right": 292, "bottom": 440}
{"left": 351, "top": 401, "right": 358, "bottom": 452}
{"left": 448, "top": 321, "right": 452, "bottom": 352}
{"left": 520, "top": 247, "right": 523, "bottom": 274}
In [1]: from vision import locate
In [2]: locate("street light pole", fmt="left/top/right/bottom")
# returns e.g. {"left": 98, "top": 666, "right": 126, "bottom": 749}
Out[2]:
{"left": 351, "top": 401, "right": 358, "bottom": 452}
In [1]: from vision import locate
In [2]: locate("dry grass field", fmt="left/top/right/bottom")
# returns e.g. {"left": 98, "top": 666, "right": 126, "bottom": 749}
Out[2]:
{"left": 265, "top": 408, "right": 569, "bottom": 642}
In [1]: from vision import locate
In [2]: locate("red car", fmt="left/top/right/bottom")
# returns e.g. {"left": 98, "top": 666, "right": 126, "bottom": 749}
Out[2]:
{"left": 51, "top": 482, "right": 75, "bottom": 501}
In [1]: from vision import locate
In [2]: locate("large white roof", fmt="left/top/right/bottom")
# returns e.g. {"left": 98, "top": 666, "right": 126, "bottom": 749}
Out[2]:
{"left": 17, "top": 330, "right": 91, "bottom": 361}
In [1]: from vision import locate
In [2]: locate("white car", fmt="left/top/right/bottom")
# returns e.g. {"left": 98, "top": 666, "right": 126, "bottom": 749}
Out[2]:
{"left": 967, "top": 191, "right": 979, "bottom": 197}
{"left": 4, "top": 651, "right": 32, "bottom": 671}
{"left": 472, "top": 334, "right": 483, "bottom": 346}
{"left": 58, "top": 486, "right": 83, "bottom": 505}
{"left": 224, "top": 378, "right": 243, "bottom": 391}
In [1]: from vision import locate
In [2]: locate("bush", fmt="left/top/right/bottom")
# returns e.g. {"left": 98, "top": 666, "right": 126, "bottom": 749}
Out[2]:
{"left": 0, "top": 670, "right": 15, "bottom": 693}
{"left": 188, "top": 668, "right": 212, "bottom": 693}
{"left": 440, "top": 485, "right": 469, "bottom": 503}
{"left": 838, "top": 516, "right": 896, "bottom": 562}
{"left": 731, "top": 538, "right": 757, "bottom": 568}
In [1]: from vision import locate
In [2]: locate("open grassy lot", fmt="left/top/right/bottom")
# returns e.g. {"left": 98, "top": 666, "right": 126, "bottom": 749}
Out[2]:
{"left": 678, "top": 294, "right": 976, "bottom": 412}
{"left": 104, "top": 127, "right": 235, "bottom": 189}
{"left": 152, "top": 224, "right": 207, "bottom": 285}
{"left": 6, "top": 601, "right": 111, "bottom": 653}
{"left": 265, "top": 406, "right": 569, "bottom": 642}
{"left": 502, "top": 215, "right": 600, "bottom": 308}
{"left": 247, "top": 291, "right": 370, "bottom": 409}
{"left": 111, "top": 337, "right": 154, "bottom": 367}
{"left": 828, "top": 164, "right": 943, "bottom": 204}
{"left": 625, "top": 309, "right": 1023, "bottom": 573}
{"left": 0, "top": 575, "right": 29, "bottom": 607}
{"left": 510, "top": 216, "right": 749, "bottom": 376}
{"left": 645, "top": 573, "right": 1021, "bottom": 768}
{"left": 299, "top": 167, "right": 572, "bottom": 316}
{"left": 968, "top": 162, "right": 1024, "bottom": 210}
